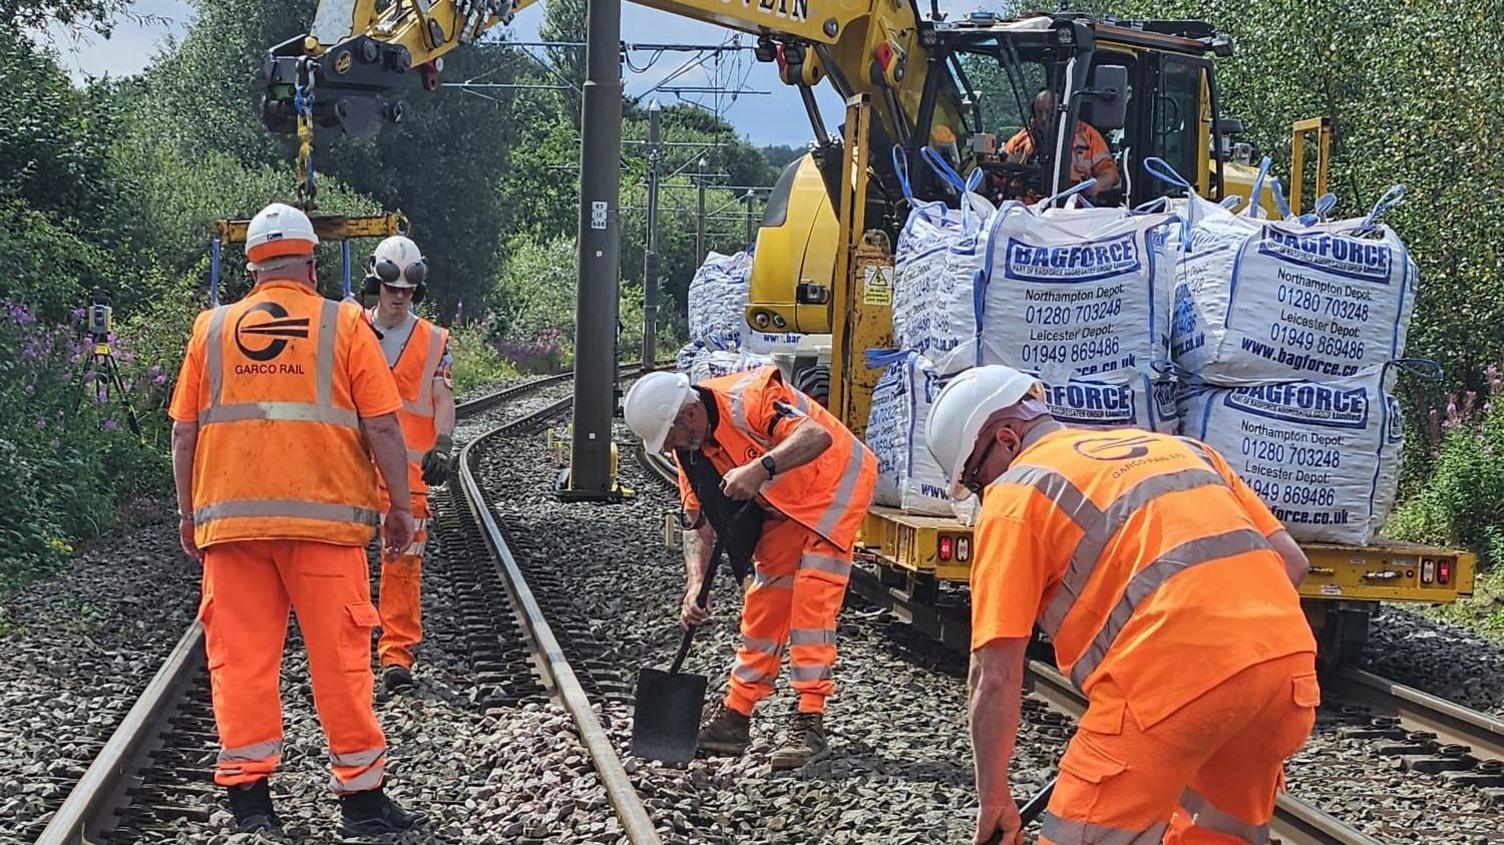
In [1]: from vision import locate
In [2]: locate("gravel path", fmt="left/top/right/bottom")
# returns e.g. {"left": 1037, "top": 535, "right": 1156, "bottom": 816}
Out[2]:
{"left": 0, "top": 522, "right": 198, "bottom": 841}
{"left": 475, "top": 418, "right": 1077, "bottom": 844}
{"left": 453, "top": 376, "right": 575, "bottom": 447}
{"left": 1362, "top": 605, "right": 1504, "bottom": 718}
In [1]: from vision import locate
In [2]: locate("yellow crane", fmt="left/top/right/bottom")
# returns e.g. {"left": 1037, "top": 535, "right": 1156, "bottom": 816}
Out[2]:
{"left": 261, "top": 1, "right": 1473, "bottom": 665}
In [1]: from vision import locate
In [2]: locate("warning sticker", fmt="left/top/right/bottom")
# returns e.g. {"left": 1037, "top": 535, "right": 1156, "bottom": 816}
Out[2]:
{"left": 864, "top": 265, "right": 894, "bottom": 306}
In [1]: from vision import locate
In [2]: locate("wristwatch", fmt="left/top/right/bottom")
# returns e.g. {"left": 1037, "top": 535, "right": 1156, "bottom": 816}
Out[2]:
{"left": 759, "top": 455, "right": 777, "bottom": 477}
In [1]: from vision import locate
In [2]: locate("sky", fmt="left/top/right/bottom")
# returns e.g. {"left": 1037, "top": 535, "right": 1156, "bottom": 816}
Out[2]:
{"left": 41, "top": 0, "right": 992, "bottom": 147}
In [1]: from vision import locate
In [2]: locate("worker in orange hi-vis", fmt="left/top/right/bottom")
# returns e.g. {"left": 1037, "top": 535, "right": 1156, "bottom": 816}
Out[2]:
{"left": 1003, "top": 88, "right": 1120, "bottom": 201}
{"left": 169, "top": 203, "right": 427, "bottom": 838}
{"left": 623, "top": 367, "right": 877, "bottom": 770}
{"left": 359, "top": 234, "right": 455, "bottom": 693}
{"left": 925, "top": 365, "right": 1319, "bottom": 845}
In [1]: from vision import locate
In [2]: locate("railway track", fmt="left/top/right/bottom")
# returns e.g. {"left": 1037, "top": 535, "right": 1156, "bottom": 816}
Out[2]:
{"left": 35, "top": 369, "right": 659, "bottom": 844}
{"left": 637, "top": 445, "right": 1504, "bottom": 844}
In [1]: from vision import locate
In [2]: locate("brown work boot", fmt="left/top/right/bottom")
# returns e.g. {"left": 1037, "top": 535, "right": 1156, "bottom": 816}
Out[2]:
{"left": 769, "top": 712, "right": 830, "bottom": 770}
{"left": 696, "top": 703, "right": 752, "bottom": 756}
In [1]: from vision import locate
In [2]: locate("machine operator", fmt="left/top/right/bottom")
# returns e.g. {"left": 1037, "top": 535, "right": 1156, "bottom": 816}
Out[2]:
{"left": 623, "top": 367, "right": 877, "bottom": 770}
{"left": 361, "top": 234, "right": 456, "bottom": 692}
{"left": 1004, "top": 89, "right": 1120, "bottom": 201}
{"left": 170, "top": 203, "right": 427, "bottom": 837}
{"left": 925, "top": 365, "right": 1318, "bottom": 845}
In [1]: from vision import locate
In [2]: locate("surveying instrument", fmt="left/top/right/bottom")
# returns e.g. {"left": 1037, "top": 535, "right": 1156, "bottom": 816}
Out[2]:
{"left": 78, "top": 291, "right": 144, "bottom": 439}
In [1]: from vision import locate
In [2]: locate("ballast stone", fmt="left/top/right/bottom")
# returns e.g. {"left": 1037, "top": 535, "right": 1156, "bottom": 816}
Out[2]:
{"left": 1179, "top": 369, "right": 1403, "bottom": 545}
{"left": 1171, "top": 195, "right": 1417, "bottom": 383}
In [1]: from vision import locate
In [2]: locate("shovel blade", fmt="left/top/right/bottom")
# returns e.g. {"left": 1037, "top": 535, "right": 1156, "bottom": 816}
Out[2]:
{"left": 630, "top": 666, "right": 709, "bottom": 763}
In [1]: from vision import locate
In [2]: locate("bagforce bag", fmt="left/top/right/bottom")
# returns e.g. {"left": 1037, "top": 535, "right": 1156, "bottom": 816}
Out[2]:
{"left": 978, "top": 199, "right": 1178, "bottom": 382}
{"left": 864, "top": 350, "right": 958, "bottom": 516}
{"left": 1179, "top": 369, "right": 1403, "bottom": 545}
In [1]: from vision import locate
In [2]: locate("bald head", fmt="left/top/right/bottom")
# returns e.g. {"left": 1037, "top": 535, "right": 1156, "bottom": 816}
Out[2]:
{"left": 1032, "top": 89, "right": 1058, "bottom": 132}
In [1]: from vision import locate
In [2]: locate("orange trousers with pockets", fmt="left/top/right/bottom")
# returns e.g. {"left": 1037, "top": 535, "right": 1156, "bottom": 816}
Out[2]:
{"left": 1040, "top": 651, "right": 1319, "bottom": 845}
{"left": 725, "top": 518, "right": 850, "bottom": 716}
{"left": 199, "top": 540, "right": 387, "bottom": 793}
{"left": 376, "top": 492, "right": 429, "bottom": 670}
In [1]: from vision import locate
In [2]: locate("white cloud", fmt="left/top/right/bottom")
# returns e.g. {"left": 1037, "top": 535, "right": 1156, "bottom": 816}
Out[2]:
{"left": 41, "top": 0, "right": 194, "bottom": 82}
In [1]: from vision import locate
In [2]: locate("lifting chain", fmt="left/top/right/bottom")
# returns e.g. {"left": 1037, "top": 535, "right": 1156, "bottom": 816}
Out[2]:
{"left": 294, "top": 57, "right": 318, "bottom": 210}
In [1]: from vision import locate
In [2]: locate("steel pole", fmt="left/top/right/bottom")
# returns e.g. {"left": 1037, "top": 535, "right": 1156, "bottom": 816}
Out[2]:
{"left": 743, "top": 190, "right": 755, "bottom": 244}
{"left": 696, "top": 174, "right": 707, "bottom": 262}
{"left": 642, "top": 100, "right": 662, "bottom": 369}
{"left": 566, "top": 0, "right": 623, "bottom": 498}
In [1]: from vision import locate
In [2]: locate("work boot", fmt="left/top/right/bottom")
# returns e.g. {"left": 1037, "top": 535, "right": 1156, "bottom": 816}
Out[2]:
{"left": 769, "top": 712, "right": 830, "bottom": 770}
{"left": 227, "top": 779, "right": 282, "bottom": 834}
{"left": 338, "top": 785, "right": 428, "bottom": 836}
{"left": 382, "top": 664, "right": 414, "bottom": 693}
{"left": 695, "top": 703, "right": 752, "bottom": 756}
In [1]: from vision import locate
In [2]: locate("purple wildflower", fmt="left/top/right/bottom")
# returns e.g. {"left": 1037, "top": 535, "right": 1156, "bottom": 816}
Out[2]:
{"left": 102, "top": 419, "right": 119, "bottom": 433}
{"left": 154, "top": 372, "right": 168, "bottom": 385}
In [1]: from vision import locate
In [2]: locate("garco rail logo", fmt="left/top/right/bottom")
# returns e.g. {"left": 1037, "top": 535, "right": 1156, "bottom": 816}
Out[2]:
{"left": 1072, "top": 433, "right": 1158, "bottom": 461}
{"left": 235, "top": 302, "right": 309, "bottom": 362}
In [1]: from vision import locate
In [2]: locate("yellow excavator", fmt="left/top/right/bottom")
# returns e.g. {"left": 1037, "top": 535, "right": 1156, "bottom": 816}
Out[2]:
{"left": 262, "top": 1, "right": 1473, "bottom": 664}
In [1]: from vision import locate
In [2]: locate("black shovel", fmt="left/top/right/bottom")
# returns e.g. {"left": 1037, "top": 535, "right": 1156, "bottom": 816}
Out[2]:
{"left": 630, "top": 509, "right": 744, "bottom": 763}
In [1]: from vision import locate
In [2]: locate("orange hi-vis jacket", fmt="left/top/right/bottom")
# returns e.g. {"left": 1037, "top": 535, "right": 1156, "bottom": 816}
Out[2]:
{"left": 970, "top": 428, "right": 1316, "bottom": 728}
{"left": 379, "top": 312, "right": 449, "bottom": 495}
{"left": 677, "top": 367, "right": 877, "bottom": 553}
{"left": 170, "top": 280, "right": 402, "bottom": 549}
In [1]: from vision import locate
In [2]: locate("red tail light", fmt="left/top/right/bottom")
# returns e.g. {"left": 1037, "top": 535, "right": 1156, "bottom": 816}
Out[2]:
{"left": 1438, "top": 559, "right": 1452, "bottom": 585}
{"left": 938, "top": 535, "right": 954, "bottom": 561}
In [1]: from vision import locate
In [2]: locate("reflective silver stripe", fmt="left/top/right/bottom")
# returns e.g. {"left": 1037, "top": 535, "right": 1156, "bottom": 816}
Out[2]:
{"left": 1041, "top": 812, "right": 1167, "bottom": 845}
{"left": 752, "top": 572, "right": 795, "bottom": 591}
{"left": 195, "top": 499, "right": 381, "bottom": 526}
{"left": 1178, "top": 436, "right": 1219, "bottom": 470}
{"left": 217, "top": 739, "right": 282, "bottom": 764}
{"left": 790, "top": 664, "right": 832, "bottom": 682}
{"left": 315, "top": 299, "right": 339, "bottom": 409}
{"left": 403, "top": 542, "right": 426, "bottom": 556}
{"left": 740, "top": 635, "right": 782, "bottom": 656}
{"left": 1070, "top": 528, "right": 1272, "bottom": 687}
{"left": 204, "top": 306, "right": 230, "bottom": 408}
{"left": 332, "top": 760, "right": 386, "bottom": 794}
{"left": 791, "top": 390, "right": 811, "bottom": 414}
{"left": 789, "top": 627, "right": 837, "bottom": 646}
{"left": 727, "top": 373, "right": 772, "bottom": 448}
{"left": 732, "top": 661, "right": 772, "bottom": 685}
{"left": 1181, "top": 788, "right": 1271, "bottom": 844}
{"left": 407, "top": 448, "right": 426, "bottom": 463}
{"left": 798, "top": 553, "right": 852, "bottom": 579}
{"left": 1040, "top": 467, "right": 1228, "bottom": 635}
{"left": 412, "top": 323, "right": 443, "bottom": 415}
{"left": 814, "top": 432, "right": 866, "bottom": 539}
{"left": 199, "top": 401, "right": 359, "bottom": 428}
{"left": 329, "top": 747, "right": 386, "bottom": 768}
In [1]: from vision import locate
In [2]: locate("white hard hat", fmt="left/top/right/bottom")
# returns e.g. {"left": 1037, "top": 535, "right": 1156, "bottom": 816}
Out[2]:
{"left": 245, "top": 203, "right": 318, "bottom": 264}
{"left": 926, "top": 365, "right": 1041, "bottom": 499}
{"left": 371, "top": 235, "right": 427, "bottom": 288}
{"left": 624, "top": 371, "right": 693, "bottom": 454}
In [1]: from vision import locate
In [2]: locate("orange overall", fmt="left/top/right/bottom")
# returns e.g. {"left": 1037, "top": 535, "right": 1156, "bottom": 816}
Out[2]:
{"left": 170, "top": 281, "right": 402, "bottom": 793}
{"left": 369, "top": 312, "right": 450, "bottom": 671}
{"left": 970, "top": 430, "right": 1319, "bottom": 844}
{"left": 676, "top": 367, "right": 877, "bottom": 715}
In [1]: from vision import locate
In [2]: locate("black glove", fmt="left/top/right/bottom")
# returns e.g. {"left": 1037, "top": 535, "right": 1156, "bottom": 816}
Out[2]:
{"left": 421, "top": 434, "right": 455, "bottom": 485}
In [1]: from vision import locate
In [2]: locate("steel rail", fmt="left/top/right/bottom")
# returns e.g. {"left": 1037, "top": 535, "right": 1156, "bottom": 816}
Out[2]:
{"left": 36, "top": 370, "right": 615, "bottom": 843}
{"left": 460, "top": 380, "right": 662, "bottom": 845}
{"left": 1332, "top": 666, "right": 1504, "bottom": 763}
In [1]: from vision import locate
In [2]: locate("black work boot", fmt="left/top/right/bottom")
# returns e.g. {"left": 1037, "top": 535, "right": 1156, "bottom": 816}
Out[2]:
{"left": 339, "top": 785, "right": 428, "bottom": 836}
{"left": 382, "top": 664, "right": 414, "bottom": 693}
{"left": 695, "top": 703, "right": 752, "bottom": 756}
{"left": 227, "top": 779, "right": 282, "bottom": 834}
{"left": 770, "top": 712, "right": 830, "bottom": 770}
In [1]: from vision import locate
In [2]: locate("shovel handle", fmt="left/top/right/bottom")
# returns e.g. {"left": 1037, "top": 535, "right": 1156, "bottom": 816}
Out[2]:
{"left": 668, "top": 503, "right": 756, "bottom": 674}
{"left": 980, "top": 777, "right": 1055, "bottom": 845}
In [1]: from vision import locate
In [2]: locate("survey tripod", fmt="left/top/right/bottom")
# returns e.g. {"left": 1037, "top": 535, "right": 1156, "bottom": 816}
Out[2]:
{"left": 76, "top": 292, "right": 144, "bottom": 440}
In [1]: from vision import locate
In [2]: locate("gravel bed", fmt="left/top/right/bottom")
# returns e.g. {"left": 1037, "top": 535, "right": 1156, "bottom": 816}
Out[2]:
{"left": 1361, "top": 605, "right": 1504, "bottom": 718}
{"left": 453, "top": 376, "right": 576, "bottom": 446}
{"left": 1288, "top": 709, "right": 1504, "bottom": 843}
{"left": 175, "top": 497, "right": 618, "bottom": 844}
{"left": 476, "top": 417, "right": 1075, "bottom": 843}
{"left": 0, "top": 521, "right": 198, "bottom": 841}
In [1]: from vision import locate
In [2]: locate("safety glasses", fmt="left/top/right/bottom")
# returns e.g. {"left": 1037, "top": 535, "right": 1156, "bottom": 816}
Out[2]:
{"left": 381, "top": 283, "right": 415, "bottom": 296}
{"left": 963, "top": 436, "right": 999, "bottom": 497}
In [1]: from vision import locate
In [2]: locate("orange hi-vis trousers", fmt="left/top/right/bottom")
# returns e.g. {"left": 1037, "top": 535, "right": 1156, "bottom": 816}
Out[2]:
{"left": 1041, "top": 652, "right": 1320, "bottom": 845}
{"left": 376, "top": 491, "right": 429, "bottom": 670}
{"left": 726, "top": 518, "right": 851, "bottom": 716}
{"left": 199, "top": 540, "right": 387, "bottom": 794}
